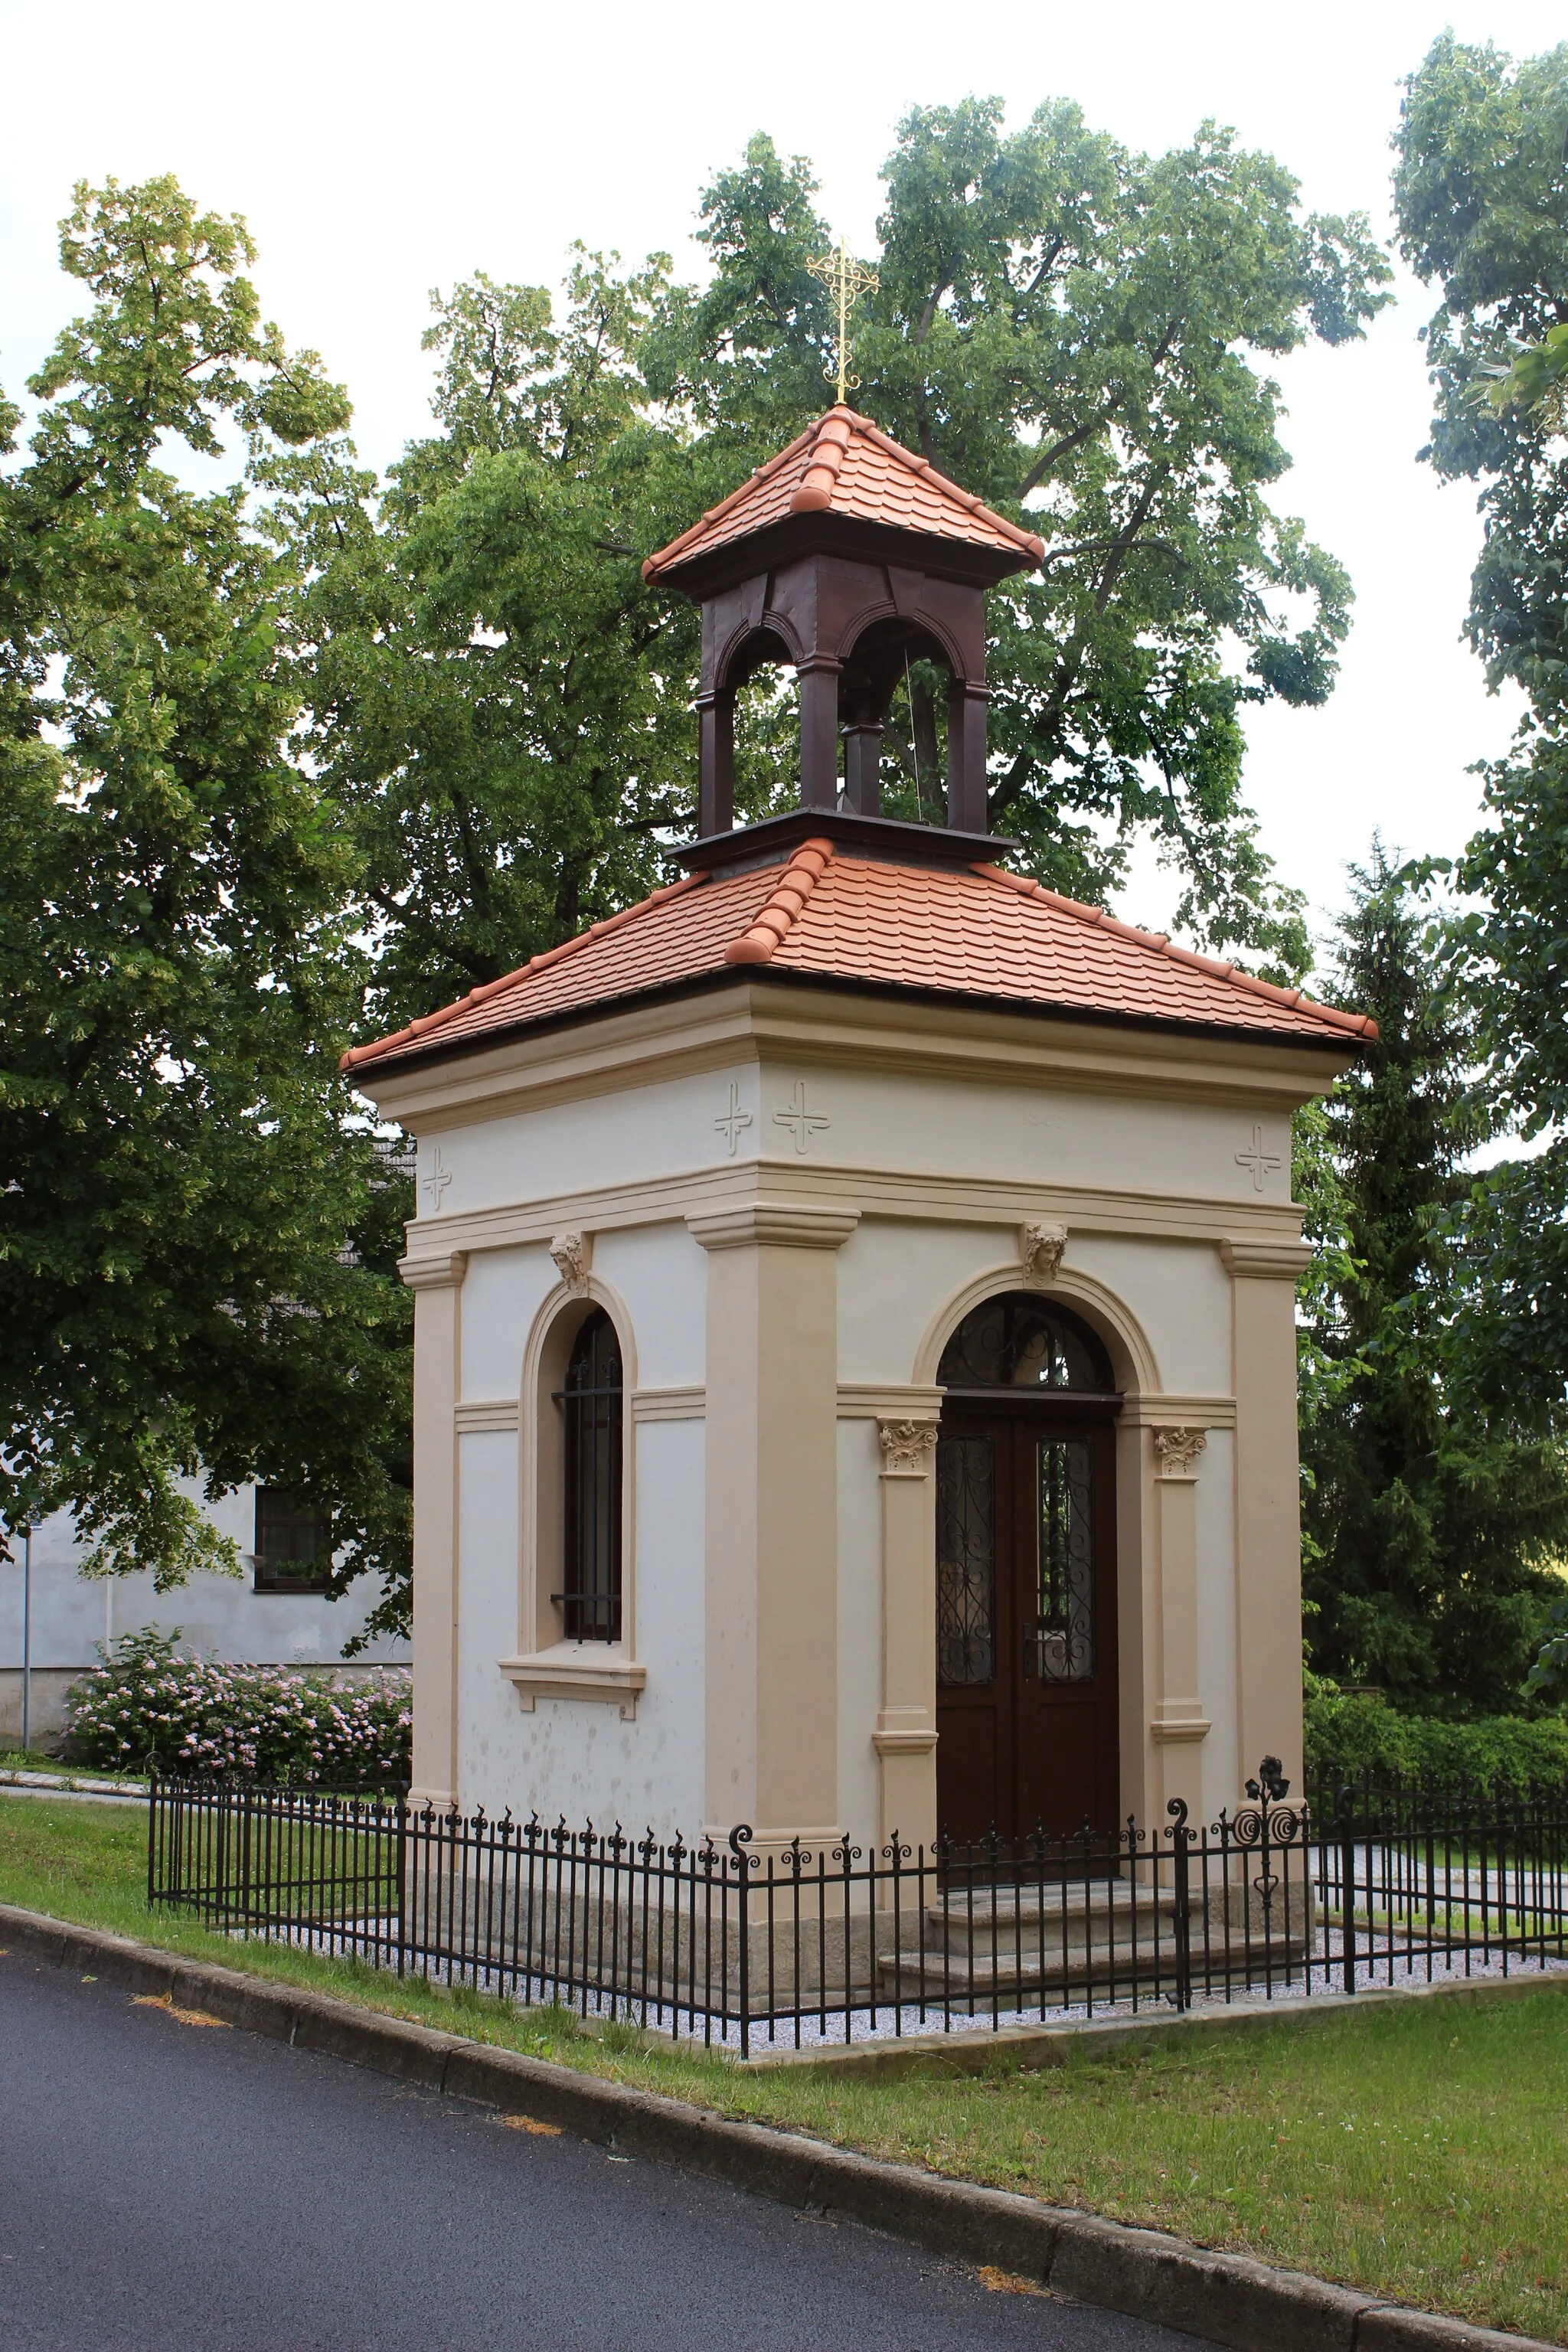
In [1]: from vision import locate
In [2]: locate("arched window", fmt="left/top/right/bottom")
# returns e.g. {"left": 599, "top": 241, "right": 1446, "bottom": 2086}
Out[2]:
{"left": 937, "top": 1293, "right": 1114, "bottom": 1393}
{"left": 557, "top": 1308, "right": 622, "bottom": 1642}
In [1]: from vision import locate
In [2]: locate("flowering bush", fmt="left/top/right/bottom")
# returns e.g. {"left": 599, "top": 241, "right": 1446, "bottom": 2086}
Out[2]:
{"left": 65, "top": 1629, "right": 411, "bottom": 1783}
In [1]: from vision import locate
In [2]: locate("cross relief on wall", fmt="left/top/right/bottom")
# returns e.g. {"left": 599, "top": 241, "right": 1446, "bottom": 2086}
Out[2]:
{"left": 714, "top": 1081, "right": 754, "bottom": 1158}
{"left": 420, "top": 1145, "right": 452, "bottom": 1212}
{"left": 773, "top": 1080, "right": 831, "bottom": 1156}
{"left": 1234, "top": 1124, "right": 1284, "bottom": 1193}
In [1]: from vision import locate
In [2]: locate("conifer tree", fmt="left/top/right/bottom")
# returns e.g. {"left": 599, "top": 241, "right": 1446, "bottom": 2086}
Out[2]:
{"left": 1299, "top": 848, "right": 1568, "bottom": 1714}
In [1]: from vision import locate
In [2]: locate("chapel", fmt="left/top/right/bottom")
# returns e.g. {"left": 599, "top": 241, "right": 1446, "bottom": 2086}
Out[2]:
{"left": 346, "top": 404, "right": 1374, "bottom": 1856}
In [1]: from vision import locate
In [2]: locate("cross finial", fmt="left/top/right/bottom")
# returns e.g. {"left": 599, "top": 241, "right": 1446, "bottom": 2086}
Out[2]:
{"left": 809, "top": 237, "right": 879, "bottom": 405}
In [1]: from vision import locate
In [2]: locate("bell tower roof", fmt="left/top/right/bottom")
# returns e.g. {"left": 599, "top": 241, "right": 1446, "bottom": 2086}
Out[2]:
{"left": 642, "top": 406, "right": 1045, "bottom": 589}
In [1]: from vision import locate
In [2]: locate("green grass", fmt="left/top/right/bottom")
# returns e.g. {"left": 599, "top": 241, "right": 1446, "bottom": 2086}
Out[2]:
{"left": 0, "top": 1749, "right": 145, "bottom": 1782}
{"left": 2, "top": 1796, "right": 1565, "bottom": 2341}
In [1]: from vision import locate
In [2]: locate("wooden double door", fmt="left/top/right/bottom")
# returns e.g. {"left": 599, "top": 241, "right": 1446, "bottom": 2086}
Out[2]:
{"left": 935, "top": 1405, "right": 1119, "bottom": 1842}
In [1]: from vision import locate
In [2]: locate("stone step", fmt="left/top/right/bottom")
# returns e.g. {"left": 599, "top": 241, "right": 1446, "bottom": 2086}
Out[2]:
{"left": 876, "top": 1939, "right": 1181, "bottom": 2001}
{"left": 877, "top": 1931, "right": 1310, "bottom": 2004}
{"left": 920, "top": 1879, "right": 1178, "bottom": 1952}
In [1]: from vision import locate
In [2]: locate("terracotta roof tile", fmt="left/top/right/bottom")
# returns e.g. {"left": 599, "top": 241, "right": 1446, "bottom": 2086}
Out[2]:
{"left": 642, "top": 407, "right": 1045, "bottom": 580}
{"left": 344, "top": 843, "right": 1374, "bottom": 1076}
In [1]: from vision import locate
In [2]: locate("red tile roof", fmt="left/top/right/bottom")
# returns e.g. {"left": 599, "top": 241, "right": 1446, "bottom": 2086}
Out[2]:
{"left": 344, "top": 842, "right": 1374, "bottom": 1075}
{"left": 642, "top": 408, "right": 1045, "bottom": 581}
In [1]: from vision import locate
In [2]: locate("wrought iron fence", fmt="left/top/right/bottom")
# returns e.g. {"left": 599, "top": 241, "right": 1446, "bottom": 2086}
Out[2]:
{"left": 146, "top": 1765, "right": 1568, "bottom": 2057}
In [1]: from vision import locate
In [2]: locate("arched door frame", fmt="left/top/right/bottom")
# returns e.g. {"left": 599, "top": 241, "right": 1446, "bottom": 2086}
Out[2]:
{"left": 873, "top": 1256, "right": 1167, "bottom": 1847}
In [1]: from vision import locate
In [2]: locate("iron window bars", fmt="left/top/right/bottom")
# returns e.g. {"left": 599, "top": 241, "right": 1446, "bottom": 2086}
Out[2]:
{"left": 554, "top": 1308, "right": 622, "bottom": 1642}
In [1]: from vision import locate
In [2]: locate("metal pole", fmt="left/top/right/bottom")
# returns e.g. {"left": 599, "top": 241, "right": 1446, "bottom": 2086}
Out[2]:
{"left": 20, "top": 1524, "right": 33, "bottom": 1756}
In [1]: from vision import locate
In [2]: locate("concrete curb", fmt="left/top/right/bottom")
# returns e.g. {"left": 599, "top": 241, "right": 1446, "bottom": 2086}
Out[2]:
{"left": 0, "top": 1901, "right": 1550, "bottom": 2352}
{"left": 743, "top": 1968, "right": 1568, "bottom": 2080}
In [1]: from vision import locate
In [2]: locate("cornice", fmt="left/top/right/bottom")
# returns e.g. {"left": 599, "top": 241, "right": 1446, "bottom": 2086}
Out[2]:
{"left": 453, "top": 1397, "right": 518, "bottom": 1433}
{"left": 837, "top": 1382, "right": 946, "bottom": 1420}
{"left": 1120, "top": 1394, "right": 1236, "bottom": 1429}
{"left": 354, "top": 976, "right": 1355, "bottom": 1132}
{"left": 1221, "top": 1235, "right": 1315, "bottom": 1281}
{"left": 686, "top": 1202, "right": 861, "bottom": 1252}
{"left": 396, "top": 1160, "right": 1305, "bottom": 1287}
{"left": 631, "top": 1385, "right": 707, "bottom": 1421}
{"left": 398, "top": 1249, "right": 468, "bottom": 1292}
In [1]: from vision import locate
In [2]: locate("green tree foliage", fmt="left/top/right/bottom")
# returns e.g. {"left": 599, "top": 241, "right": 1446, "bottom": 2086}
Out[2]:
{"left": 0, "top": 106, "right": 1393, "bottom": 1627}
{"left": 295, "top": 259, "right": 740, "bottom": 1028}
{"left": 1393, "top": 39, "right": 1568, "bottom": 1481}
{"left": 307, "top": 103, "right": 1390, "bottom": 1025}
{"left": 0, "top": 178, "right": 412, "bottom": 1635}
{"left": 642, "top": 104, "right": 1390, "bottom": 967}
{"left": 1298, "top": 847, "right": 1568, "bottom": 1714}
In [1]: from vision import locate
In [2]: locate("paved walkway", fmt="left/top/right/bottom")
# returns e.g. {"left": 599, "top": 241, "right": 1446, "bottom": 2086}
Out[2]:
{"left": 0, "top": 1949, "right": 1209, "bottom": 2352}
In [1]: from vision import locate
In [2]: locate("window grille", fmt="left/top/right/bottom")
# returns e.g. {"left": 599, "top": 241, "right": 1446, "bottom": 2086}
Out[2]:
{"left": 1030, "top": 1437, "right": 1095, "bottom": 1682}
{"left": 936, "top": 1435, "right": 996, "bottom": 1685}
{"left": 937, "top": 1293, "right": 1113, "bottom": 1392}
{"left": 253, "top": 1489, "right": 332, "bottom": 1595}
{"left": 556, "top": 1308, "right": 622, "bottom": 1642}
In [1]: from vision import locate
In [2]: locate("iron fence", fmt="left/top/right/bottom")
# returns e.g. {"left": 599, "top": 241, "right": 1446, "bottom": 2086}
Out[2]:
{"left": 146, "top": 1765, "right": 1568, "bottom": 2057}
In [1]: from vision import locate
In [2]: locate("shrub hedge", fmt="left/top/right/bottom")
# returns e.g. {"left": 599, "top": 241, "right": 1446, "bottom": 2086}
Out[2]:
{"left": 65, "top": 1629, "right": 411, "bottom": 1783}
{"left": 1305, "top": 1687, "right": 1568, "bottom": 1793}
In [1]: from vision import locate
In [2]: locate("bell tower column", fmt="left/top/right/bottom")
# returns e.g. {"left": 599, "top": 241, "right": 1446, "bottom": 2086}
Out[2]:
{"left": 798, "top": 660, "right": 843, "bottom": 809}
{"left": 946, "top": 682, "right": 991, "bottom": 833}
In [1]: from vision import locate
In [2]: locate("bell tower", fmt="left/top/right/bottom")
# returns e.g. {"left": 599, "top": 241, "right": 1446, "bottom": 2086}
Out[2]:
{"left": 642, "top": 407, "right": 1044, "bottom": 848}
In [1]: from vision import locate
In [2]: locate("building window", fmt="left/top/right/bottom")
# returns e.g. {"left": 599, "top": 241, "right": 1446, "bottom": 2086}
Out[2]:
{"left": 556, "top": 1308, "right": 622, "bottom": 1641}
{"left": 253, "top": 1489, "right": 332, "bottom": 1595}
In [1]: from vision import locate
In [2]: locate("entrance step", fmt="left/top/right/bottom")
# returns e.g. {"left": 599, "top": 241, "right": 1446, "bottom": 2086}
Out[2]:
{"left": 919, "top": 1877, "right": 1178, "bottom": 1958}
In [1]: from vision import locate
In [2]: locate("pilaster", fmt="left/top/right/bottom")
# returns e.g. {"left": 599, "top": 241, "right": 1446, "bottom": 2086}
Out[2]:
{"left": 400, "top": 1247, "right": 467, "bottom": 1812}
{"left": 1222, "top": 1235, "right": 1312, "bottom": 1794}
{"left": 688, "top": 1204, "right": 858, "bottom": 1854}
{"left": 1149, "top": 1426, "right": 1211, "bottom": 1814}
{"left": 872, "top": 1413, "right": 942, "bottom": 1855}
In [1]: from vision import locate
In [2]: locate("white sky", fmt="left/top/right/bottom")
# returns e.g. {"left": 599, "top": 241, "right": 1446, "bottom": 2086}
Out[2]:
{"left": 1, "top": 0, "right": 1560, "bottom": 955}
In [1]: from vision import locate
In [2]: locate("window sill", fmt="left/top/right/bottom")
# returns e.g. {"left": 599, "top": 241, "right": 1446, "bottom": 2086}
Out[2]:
{"left": 498, "top": 1648, "right": 647, "bottom": 1721}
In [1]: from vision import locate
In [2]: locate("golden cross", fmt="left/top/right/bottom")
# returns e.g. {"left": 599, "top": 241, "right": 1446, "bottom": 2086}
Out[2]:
{"left": 808, "top": 237, "right": 879, "bottom": 404}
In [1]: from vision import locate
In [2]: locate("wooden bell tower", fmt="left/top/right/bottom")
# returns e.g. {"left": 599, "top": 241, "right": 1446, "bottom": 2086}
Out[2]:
{"left": 642, "top": 407, "right": 1044, "bottom": 847}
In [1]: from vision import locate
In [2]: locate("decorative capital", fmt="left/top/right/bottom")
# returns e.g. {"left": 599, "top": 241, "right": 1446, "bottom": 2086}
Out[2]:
{"left": 549, "top": 1230, "right": 592, "bottom": 1292}
{"left": 1153, "top": 1425, "right": 1207, "bottom": 1479}
{"left": 877, "top": 1417, "right": 939, "bottom": 1477}
{"left": 1019, "top": 1220, "right": 1067, "bottom": 1287}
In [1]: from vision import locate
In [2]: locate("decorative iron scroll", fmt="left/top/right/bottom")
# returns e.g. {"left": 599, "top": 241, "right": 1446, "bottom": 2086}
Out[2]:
{"left": 938, "top": 1293, "right": 1112, "bottom": 1391}
{"left": 1031, "top": 1436, "right": 1094, "bottom": 1682}
{"left": 936, "top": 1434, "right": 995, "bottom": 1686}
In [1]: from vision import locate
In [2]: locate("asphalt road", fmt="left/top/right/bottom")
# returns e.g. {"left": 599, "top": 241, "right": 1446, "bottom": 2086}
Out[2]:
{"left": 0, "top": 1951, "right": 1208, "bottom": 2352}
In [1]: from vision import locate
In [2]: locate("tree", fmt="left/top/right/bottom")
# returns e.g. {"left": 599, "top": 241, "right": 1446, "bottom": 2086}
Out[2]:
{"left": 1296, "top": 846, "right": 1568, "bottom": 1714}
{"left": 1393, "top": 38, "right": 1568, "bottom": 1464}
{"left": 0, "top": 178, "right": 412, "bottom": 1637}
{"left": 643, "top": 105, "right": 1390, "bottom": 968}
{"left": 304, "top": 104, "right": 1390, "bottom": 1027}
{"left": 295, "top": 260, "right": 741, "bottom": 1030}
